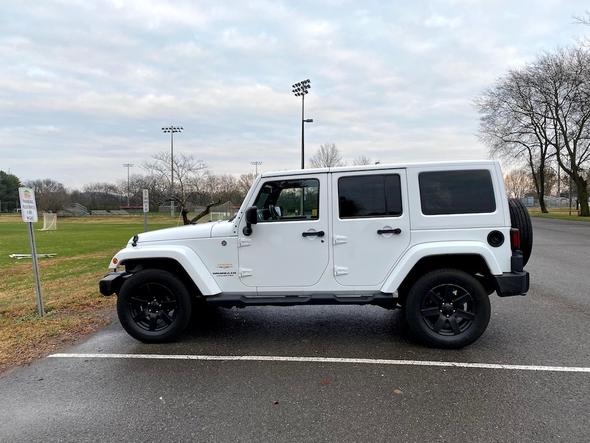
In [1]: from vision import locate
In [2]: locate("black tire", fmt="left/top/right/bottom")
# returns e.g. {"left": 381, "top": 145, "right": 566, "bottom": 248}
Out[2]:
{"left": 508, "top": 198, "right": 533, "bottom": 266}
{"left": 117, "top": 269, "right": 192, "bottom": 343}
{"left": 404, "top": 269, "right": 491, "bottom": 349}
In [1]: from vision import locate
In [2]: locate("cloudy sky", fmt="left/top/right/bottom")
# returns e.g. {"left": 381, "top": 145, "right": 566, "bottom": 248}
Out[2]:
{"left": 1, "top": 0, "right": 588, "bottom": 188}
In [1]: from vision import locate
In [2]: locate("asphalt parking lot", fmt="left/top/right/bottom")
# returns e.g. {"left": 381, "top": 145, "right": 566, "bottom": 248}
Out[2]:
{"left": 1, "top": 217, "right": 589, "bottom": 442}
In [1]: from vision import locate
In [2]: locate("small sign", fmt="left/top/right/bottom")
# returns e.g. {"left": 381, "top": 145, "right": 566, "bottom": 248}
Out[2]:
{"left": 143, "top": 189, "right": 149, "bottom": 213}
{"left": 19, "top": 187, "right": 38, "bottom": 223}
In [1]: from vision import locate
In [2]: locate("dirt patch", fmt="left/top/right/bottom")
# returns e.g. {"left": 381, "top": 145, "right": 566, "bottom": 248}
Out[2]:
{"left": 0, "top": 253, "right": 118, "bottom": 374}
{"left": 0, "top": 305, "right": 115, "bottom": 374}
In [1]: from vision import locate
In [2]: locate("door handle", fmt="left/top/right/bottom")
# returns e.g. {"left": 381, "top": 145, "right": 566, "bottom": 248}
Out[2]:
{"left": 302, "top": 230, "right": 325, "bottom": 237}
{"left": 377, "top": 228, "right": 402, "bottom": 235}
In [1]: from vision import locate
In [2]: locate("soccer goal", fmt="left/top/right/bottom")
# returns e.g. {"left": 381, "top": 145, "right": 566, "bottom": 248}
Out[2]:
{"left": 40, "top": 213, "right": 57, "bottom": 231}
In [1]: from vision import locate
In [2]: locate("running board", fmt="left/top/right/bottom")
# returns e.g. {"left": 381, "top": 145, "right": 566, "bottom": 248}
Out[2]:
{"left": 203, "top": 292, "right": 397, "bottom": 309}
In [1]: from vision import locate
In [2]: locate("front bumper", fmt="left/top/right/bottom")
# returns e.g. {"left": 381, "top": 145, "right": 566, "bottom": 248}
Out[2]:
{"left": 99, "top": 271, "right": 130, "bottom": 296}
{"left": 493, "top": 271, "right": 529, "bottom": 297}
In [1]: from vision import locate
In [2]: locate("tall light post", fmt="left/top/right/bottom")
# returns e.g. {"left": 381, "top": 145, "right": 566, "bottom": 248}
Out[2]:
{"left": 161, "top": 125, "right": 183, "bottom": 217}
{"left": 250, "top": 161, "right": 262, "bottom": 175}
{"left": 292, "top": 79, "right": 313, "bottom": 169}
{"left": 122, "top": 163, "right": 134, "bottom": 207}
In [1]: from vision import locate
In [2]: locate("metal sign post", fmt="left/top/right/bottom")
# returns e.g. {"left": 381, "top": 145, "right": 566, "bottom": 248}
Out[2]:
{"left": 18, "top": 187, "right": 45, "bottom": 317}
{"left": 143, "top": 189, "right": 149, "bottom": 232}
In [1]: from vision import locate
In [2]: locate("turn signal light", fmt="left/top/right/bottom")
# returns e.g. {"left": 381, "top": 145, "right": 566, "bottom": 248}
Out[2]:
{"left": 510, "top": 228, "right": 521, "bottom": 251}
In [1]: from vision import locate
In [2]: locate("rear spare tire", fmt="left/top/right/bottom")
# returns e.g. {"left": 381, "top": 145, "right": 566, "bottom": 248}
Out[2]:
{"left": 508, "top": 198, "right": 533, "bottom": 266}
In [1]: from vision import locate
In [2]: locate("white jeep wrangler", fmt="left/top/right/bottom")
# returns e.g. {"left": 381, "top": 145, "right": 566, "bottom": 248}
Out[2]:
{"left": 100, "top": 160, "right": 531, "bottom": 348}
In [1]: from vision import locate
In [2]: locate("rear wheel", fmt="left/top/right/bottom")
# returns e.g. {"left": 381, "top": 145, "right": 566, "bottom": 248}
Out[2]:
{"left": 404, "top": 269, "right": 491, "bottom": 349}
{"left": 117, "top": 269, "right": 192, "bottom": 343}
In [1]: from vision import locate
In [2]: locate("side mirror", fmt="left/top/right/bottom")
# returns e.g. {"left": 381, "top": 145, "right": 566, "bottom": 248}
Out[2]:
{"left": 243, "top": 206, "right": 258, "bottom": 236}
{"left": 246, "top": 206, "right": 258, "bottom": 225}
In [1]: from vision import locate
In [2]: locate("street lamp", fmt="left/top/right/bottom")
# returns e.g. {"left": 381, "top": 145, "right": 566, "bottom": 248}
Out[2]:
{"left": 122, "top": 163, "right": 134, "bottom": 207}
{"left": 292, "top": 79, "right": 313, "bottom": 169}
{"left": 161, "top": 125, "right": 183, "bottom": 217}
{"left": 250, "top": 161, "right": 263, "bottom": 175}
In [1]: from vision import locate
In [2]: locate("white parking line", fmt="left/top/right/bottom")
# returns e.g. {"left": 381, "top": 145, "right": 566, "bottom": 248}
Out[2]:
{"left": 48, "top": 353, "right": 590, "bottom": 373}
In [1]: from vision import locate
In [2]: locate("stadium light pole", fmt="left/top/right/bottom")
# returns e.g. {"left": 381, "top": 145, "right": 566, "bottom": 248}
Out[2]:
{"left": 122, "top": 163, "right": 134, "bottom": 207}
{"left": 161, "top": 125, "right": 183, "bottom": 217}
{"left": 250, "top": 161, "right": 262, "bottom": 175}
{"left": 292, "top": 79, "right": 313, "bottom": 169}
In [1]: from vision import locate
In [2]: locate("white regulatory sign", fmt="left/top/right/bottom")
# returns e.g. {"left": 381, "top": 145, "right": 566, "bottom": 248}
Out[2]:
{"left": 143, "top": 189, "right": 149, "bottom": 213}
{"left": 19, "top": 187, "right": 38, "bottom": 223}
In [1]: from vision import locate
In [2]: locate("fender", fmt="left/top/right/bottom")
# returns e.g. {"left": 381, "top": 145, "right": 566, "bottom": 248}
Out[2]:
{"left": 109, "top": 245, "right": 221, "bottom": 296}
{"left": 380, "top": 241, "right": 503, "bottom": 294}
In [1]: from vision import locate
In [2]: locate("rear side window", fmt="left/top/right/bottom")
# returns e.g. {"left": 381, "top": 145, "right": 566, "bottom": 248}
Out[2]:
{"left": 419, "top": 170, "right": 496, "bottom": 215}
{"left": 338, "top": 174, "right": 402, "bottom": 218}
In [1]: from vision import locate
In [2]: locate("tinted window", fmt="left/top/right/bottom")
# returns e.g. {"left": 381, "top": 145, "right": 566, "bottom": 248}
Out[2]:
{"left": 338, "top": 174, "right": 402, "bottom": 218}
{"left": 419, "top": 170, "right": 496, "bottom": 215}
{"left": 253, "top": 179, "right": 319, "bottom": 222}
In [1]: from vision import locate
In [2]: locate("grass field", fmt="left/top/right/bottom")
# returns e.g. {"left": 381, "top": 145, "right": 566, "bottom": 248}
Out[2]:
{"left": 0, "top": 214, "right": 178, "bottom": 372}
{"left": 528, "top": 207, "right": 590, "bottom": 222}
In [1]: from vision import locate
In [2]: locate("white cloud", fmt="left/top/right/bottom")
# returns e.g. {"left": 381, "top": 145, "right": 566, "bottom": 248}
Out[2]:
{"left": 424, "top": 14, "right": 462, "bottom": 29}
{"left": 0, "top": 0, "right": 588, "bottom": 187}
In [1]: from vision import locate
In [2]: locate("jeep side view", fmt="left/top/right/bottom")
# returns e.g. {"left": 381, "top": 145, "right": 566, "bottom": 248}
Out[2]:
{"left": 100, "top": 160, "right": 531, "bottom": 348}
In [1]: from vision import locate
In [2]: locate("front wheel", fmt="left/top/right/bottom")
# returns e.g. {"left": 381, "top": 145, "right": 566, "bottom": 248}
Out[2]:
{"left": 117, "top": 269, "right": 192, "bottom": 343}
{"left": 404, "top": 269, "right": 491, "bottom": 349}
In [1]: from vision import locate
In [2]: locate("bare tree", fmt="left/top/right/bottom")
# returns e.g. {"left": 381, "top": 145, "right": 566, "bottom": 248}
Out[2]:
{"left": 143, "top": 152, "right": 209, "bottom": 224}
{"left": 309, "top": 143, "right": 345, "bottom": 168}
{"left": 504, "top": 168, "right": 534, "bottom": 199}
{"left": 352, "top": 155, "right": 373, "bottom": 166}
{"left": 477, "top": 69, "right": 554, "bottom": 213}
{"left": 574, "top": 11, "right": 590, "bottom": 25}
{"left": 238, "top": 172, "right": 256, "bottom": 195}
{"left": 26, "top": 179, "right": 70, "bottom": 212}
{"left": 531, "top": 48, "right": 590, "bottom": 216}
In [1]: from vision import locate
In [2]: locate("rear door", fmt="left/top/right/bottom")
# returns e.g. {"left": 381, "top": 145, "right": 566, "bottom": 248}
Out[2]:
{"left": 331, "top": 169, "right": 410, "bottom": 286}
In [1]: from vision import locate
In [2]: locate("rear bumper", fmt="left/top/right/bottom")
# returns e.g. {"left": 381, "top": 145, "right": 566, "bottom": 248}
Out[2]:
{"left": 493, "top": 271, "right": 529, "bottom": 297}
{"left": 99, "top": 271, "right": 130, "bottom": 296}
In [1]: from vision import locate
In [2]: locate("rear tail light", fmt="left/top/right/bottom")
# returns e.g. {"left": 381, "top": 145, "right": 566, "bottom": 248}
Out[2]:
{"left": 510, "top": 228, "right": 521, "bottom": 251}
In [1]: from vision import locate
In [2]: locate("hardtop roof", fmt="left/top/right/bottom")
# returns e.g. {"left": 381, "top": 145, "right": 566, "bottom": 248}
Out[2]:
{"left": 260, "top": 160, "right": 499, "bottom": 178}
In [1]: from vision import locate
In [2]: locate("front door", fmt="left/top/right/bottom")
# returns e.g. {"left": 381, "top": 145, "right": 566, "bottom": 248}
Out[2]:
{"left": 331, "top": 169, "right": 410, "bottom": 286}
{"left": 238, "top": 173, "right": 329, "bottom": 288}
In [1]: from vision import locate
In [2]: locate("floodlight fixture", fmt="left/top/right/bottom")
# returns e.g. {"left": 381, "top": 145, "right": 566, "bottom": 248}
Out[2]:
{"left": 161, "top": 125, "right": 183, "bottom": 217}
{"left": 291, "top": 78, "right": 313, "bottom": 169}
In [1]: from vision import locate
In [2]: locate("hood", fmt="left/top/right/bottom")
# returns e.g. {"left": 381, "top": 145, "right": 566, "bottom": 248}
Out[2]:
{"left": 133, "top": 222, "right": 217, "bottom": 244}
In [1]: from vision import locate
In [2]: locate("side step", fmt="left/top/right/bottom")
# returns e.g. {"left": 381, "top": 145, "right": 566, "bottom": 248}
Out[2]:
{"left": 203, "top": 292, "right": 397, "bottom": 309}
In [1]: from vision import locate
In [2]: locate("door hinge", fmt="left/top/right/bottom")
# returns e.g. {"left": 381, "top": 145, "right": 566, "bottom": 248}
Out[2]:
{"left": 239, "top": 268, "right": 253, "bottom": 277}
{"left": 334, "top": 266, "right": 349, "bottom": 276}
{"left": 238, "top": 238, "right": 252, "bottom": 247}
{"left": 333, "top": 235, "right": 348, "bottom": 245}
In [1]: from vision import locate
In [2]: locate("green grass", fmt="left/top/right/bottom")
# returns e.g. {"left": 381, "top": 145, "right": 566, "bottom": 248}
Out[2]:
{"left": 0, "top": 214, "right": 179, "bottom": 268}
{"left": 528, "top": 208, "right": 590, "bottom": 222}
{"left": 0, "top": 214, "right": 178, "bottom": 372}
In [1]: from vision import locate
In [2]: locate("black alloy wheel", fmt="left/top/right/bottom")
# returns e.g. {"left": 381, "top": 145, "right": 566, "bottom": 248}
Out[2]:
{"left": 117, "top": 269, "right": 192, "bottom": 343}
{"left": 127, "top": 282, "right": 178, "bottom": 332}
{"left": 405, "top": 269, "right": 491, "bottom": 349}
{"left": 419, "top": 284, "right": 476, "bottom": 336}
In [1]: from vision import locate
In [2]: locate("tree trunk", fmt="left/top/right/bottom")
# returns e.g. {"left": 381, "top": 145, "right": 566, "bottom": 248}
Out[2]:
{"left": 181, "top": 200, "right": 221, "bottom": 225}
{"left": 530, "top": 163, "right": 549, "bottom": 214}
{"left": 538, "top": 166, "right": 548, "bottom": 213}
{"left": 539, "top": 197, "right": 548, "bottom": 213}
{"left": 576, "top": 177, "right": 589, "bottom": 216}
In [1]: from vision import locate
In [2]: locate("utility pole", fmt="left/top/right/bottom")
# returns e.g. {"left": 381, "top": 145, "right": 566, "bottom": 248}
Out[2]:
{"left": 122, "top": 163, "right": 134, "bottom": 207}
{"left": 292, "top": 79, "right": 313, "bottom": 169}
{"left": 161, "top": 125, "right": 183, "bottom": 217}
{"left": 250, "top": 161, "right": 263, "bottom": 175}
